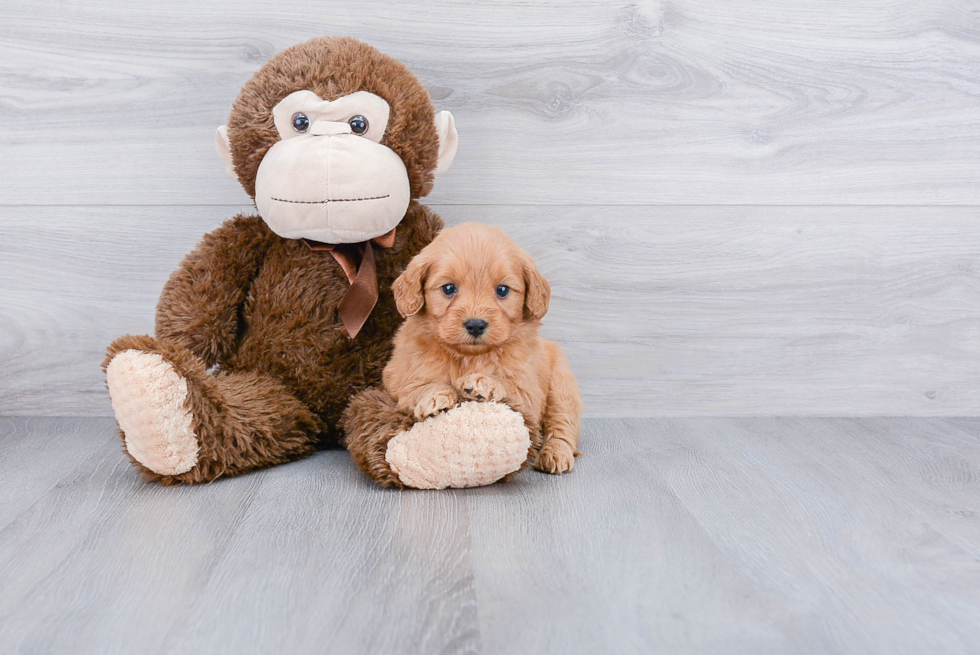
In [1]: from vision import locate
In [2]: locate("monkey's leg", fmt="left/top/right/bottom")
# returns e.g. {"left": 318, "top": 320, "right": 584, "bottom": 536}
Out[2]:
{"left": 341, "top": 387, "right": 415, "bottom": 488}
{"left": 343, "top": 387, "right": 536, "bottom": 489}
{"left": 104, "top": 335, "right": 321, "bottom": 485}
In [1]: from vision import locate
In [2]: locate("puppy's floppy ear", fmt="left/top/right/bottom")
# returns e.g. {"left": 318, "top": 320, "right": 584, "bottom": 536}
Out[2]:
{"left": 393, "top": 251, "right": 433, "bottom": 317}
{"left": 522, "top": 254, "right": 551, "bottom": 320}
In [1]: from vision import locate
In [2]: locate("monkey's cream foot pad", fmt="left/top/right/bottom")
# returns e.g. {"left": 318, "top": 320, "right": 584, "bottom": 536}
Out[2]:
{"left": 105, "top": 350, "right": 199, "bottom": 476}
{"left": 385, "top": 402, "right": 530, "bottom": 489}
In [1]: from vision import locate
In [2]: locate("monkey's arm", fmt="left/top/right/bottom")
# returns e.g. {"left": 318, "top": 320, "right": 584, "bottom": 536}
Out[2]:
{"left": 155, "top": 214, "right": 274, "bottom": 367}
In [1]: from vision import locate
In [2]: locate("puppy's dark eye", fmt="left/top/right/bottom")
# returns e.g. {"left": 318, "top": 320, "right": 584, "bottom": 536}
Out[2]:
{"left": 348, "top": 115, "right": 369, "bottom": 135}
{"left": 291, "top": 112, "right": 310, "bottom": 133}
{"left": 495, "top": 285, "right": 510, "bottom": 298}
{"left": 441, "top": 283, "right": 457, "bottom": 297}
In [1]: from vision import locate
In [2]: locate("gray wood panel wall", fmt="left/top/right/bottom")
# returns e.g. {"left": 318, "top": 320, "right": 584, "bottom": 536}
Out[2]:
{"left": 1, "top": 1, "right": 979, "bottom": 416}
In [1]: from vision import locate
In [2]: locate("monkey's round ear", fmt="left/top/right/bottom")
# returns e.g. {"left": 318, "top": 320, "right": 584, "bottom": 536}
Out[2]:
{"left": 215, "top": 125, "right": 237, "bottom": 180}
{"left": 433, "top": 111, "right": 458, "bottom": 174}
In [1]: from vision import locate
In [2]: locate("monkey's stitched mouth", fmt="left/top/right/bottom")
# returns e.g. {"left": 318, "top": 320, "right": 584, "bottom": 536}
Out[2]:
{"left": 271, "top": 195, "right": 390, "bottom": 204}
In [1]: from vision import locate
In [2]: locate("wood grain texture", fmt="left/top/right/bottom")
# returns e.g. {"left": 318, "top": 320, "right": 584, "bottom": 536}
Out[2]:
{"left": 2, "top": 2, "right": 978, "bottom": 417}
{"left": 0, "top": 417, "right": 114, "bottom": 532}
{"left": 1, "top": 417, "right": 979, "bottom": 653}
{"left": 465, "top": 420, "right": 788, "bottom": 654}
{"left": 1, "top": 1, "right": 979, "bottom": 205}
{"left": 165, "top": 460, "right": 481, "bottom": 654}
{"left": 2, "top": 205, "right": 978, "bottom": 417}
{"left": 650, "top": 418, "right": 980, "bottom": 654}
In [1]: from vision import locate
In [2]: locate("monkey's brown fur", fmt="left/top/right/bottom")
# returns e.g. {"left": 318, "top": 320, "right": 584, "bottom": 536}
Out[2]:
{"left": 104, "top": 38, "right": 444, "bottom": 485}
{"left": 342, "top": 387, "right": 415, "bottom": 488}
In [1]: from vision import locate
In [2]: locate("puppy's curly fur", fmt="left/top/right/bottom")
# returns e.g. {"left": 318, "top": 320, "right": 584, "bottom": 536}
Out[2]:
{"left": 384, "top": 223, "right": 583, "bottom": 474}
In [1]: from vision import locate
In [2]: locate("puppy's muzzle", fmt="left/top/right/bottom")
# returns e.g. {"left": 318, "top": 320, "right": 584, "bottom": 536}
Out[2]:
{"left": 464, "top": 318, "right": 488, "bottom": 338}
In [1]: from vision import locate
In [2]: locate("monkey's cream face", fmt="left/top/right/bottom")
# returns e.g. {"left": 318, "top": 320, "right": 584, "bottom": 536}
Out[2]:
{"left": 253, "top": 90, "right": 411, "bottom": 243}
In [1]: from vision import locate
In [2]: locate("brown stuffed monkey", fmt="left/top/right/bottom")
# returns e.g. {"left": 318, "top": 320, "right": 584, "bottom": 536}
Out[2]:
{"left": 104, "top": 37, "right": 529, "bottom": 488}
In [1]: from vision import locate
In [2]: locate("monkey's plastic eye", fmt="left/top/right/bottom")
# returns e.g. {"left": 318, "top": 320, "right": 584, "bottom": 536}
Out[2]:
{"left": 291, "top": 112, "right": 310, "bottom": 133}
{"left": 348, "top": 115, "right": 369, "bottom": 135}
{"left": 496, "top": 285, "right": 510, "bottom": 298}
{"left": 441, "top": 283, "right": 457, "bottom": 297}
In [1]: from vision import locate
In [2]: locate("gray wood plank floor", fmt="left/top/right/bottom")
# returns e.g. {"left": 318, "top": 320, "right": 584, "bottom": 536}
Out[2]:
{"left": 2, "top": 417, "right": 978, "bottom": 654}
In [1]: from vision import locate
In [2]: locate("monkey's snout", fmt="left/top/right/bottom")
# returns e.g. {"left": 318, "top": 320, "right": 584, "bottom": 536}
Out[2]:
{"left": 464, "top": 319, "right": 488, "bottom": 338}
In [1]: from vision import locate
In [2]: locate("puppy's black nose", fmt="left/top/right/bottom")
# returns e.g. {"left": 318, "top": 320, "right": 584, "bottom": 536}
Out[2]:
{"left": 464, "top": 318, "right": 488, "bottom": 337}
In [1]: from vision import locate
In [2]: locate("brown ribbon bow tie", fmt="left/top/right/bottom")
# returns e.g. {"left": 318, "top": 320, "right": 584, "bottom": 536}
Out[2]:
{"left": 302, "top": 227, "right": 397, "bottom": 339}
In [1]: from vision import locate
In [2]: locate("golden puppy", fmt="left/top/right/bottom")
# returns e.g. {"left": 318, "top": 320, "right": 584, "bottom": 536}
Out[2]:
{"left": 384, "top": 222, "right": 583, "bottom": 474}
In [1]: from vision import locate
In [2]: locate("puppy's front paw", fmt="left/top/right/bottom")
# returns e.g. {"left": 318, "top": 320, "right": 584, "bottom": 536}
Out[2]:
{"left": 457, "top": 374, "right": 505, "bottom": 403}
{"left": 414, "top": 387, "right": 458, "bottom": 420}
{"left": 535, "top": 439, "right": 575, "bottom": 475}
